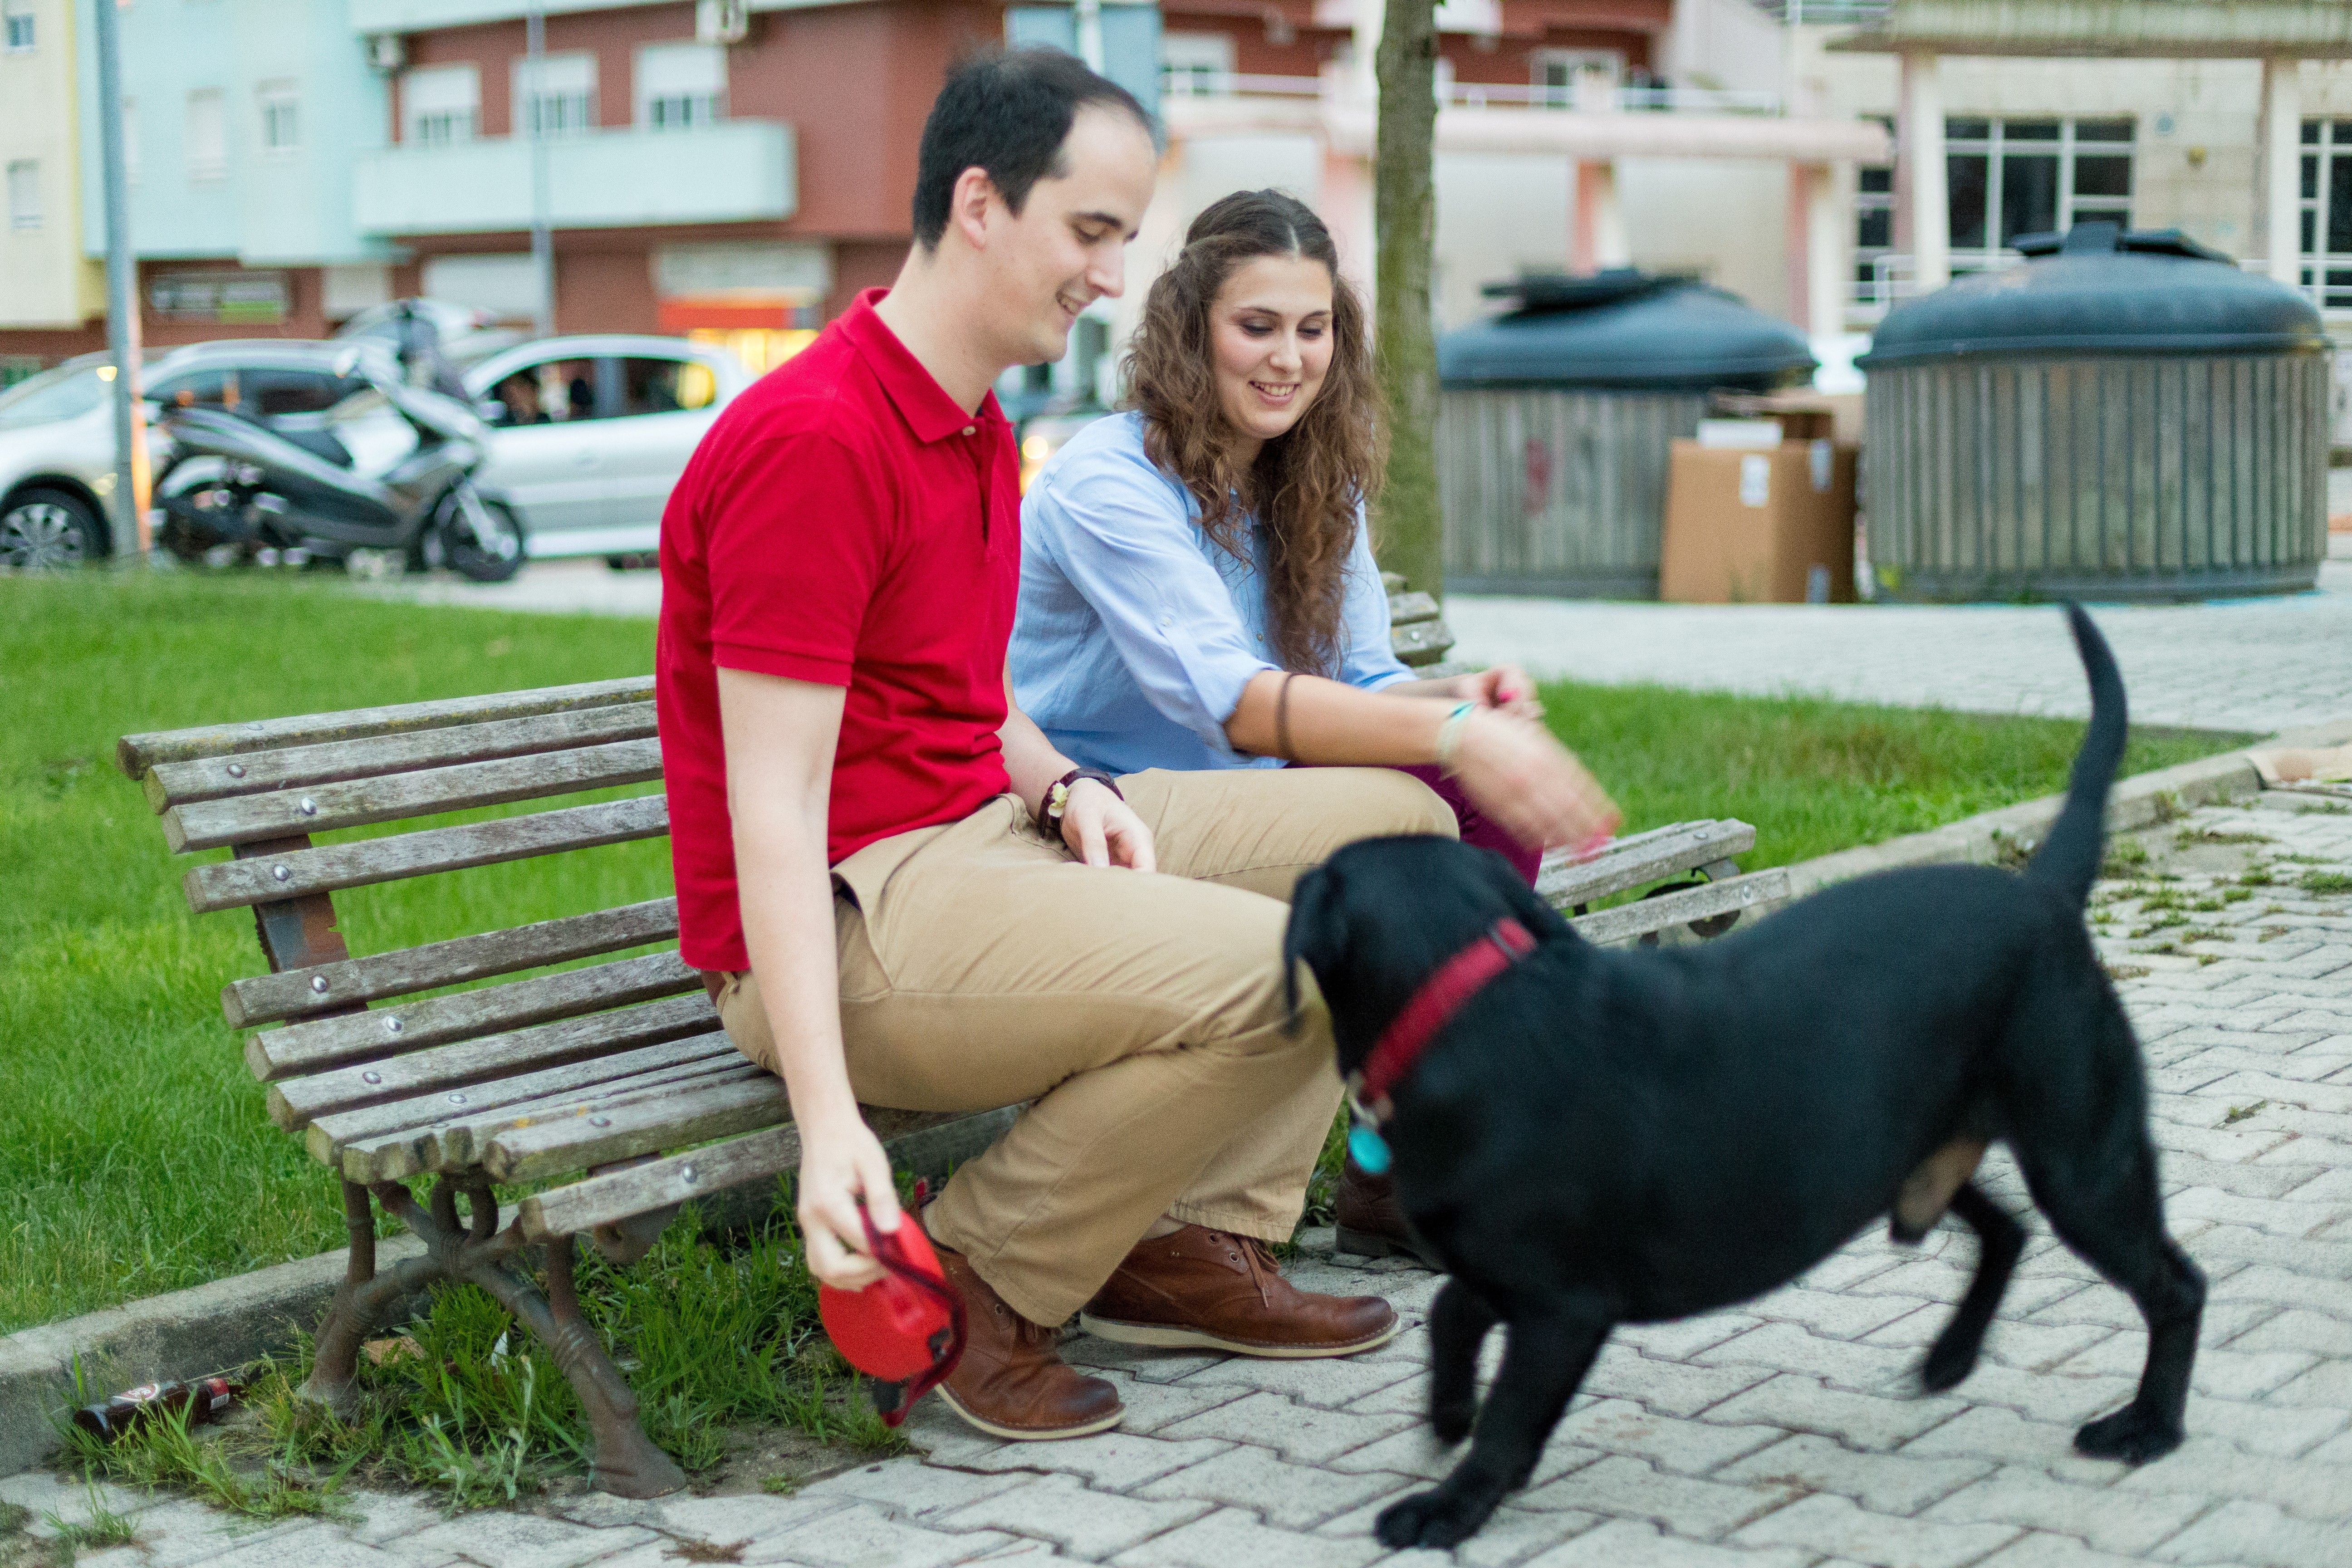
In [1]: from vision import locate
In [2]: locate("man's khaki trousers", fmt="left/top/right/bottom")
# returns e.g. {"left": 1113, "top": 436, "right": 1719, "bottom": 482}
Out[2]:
{"left": 712, "top": 765, "right": 1455, "bottom": 1327}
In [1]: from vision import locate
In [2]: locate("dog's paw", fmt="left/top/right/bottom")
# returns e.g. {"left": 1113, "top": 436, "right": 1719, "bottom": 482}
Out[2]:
{"left": 2074, "top": 1406, "right": 2184, "bottom": 1465}
{"left": 1917, "top": 1333, "right": 1982, "bottom": 1393}
{"left": 1430, "top": 1397, "right": 1477, "bottom": 1446}
{"left": 1374, "top": 1487, "right": 1494, "bottom": 1551}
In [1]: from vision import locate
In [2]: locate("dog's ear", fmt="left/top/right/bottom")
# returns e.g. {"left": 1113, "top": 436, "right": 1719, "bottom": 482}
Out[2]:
{"left": 1477, "top": 843, "right": 1574, "bottom": 940}
{"left": 1282, "top": 864, "right": 1344, "bottom": 1036}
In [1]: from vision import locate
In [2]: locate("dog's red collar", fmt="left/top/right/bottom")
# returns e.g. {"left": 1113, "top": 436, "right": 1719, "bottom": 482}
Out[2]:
{"left": 1354, "top": 918, "right": 1536, "bottom": 1111}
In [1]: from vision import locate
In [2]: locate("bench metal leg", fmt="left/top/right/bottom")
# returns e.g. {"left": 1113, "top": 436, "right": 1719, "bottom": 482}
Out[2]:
{"left": 297, "top": 1175, "right": 687, "bottom": 1499}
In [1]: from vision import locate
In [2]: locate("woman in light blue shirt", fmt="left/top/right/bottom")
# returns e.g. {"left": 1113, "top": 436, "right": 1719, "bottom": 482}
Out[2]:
{"left": 1012, "top": 189, "right": 1618, "bottom": 883}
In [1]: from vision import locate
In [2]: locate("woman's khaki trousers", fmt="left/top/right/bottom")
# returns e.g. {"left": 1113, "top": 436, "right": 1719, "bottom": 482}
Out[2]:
{"left": 711, "top": 765, "right": 1456, "bottom": 1326}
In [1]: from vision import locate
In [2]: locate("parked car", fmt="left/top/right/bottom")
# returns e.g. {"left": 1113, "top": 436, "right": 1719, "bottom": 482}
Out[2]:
{"left": 461, "top": 334, "right": 752, "bottom": 564}
{"left": 0, "top": 338, "right": 405, "bottom": 569}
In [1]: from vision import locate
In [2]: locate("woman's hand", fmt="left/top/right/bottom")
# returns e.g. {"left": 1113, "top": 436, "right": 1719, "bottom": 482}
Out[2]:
{"left": 794, "top": 1107, "right": 902, "bottom": 1291}
{"left": 1060, "top": 778, "right": 1157, "bottom": 871}
{"left": 1459, "top": 664, "right": 1544, "bottom": 721}
{"left": 1448, "top": 710, "right": 1620, "bottom": 855}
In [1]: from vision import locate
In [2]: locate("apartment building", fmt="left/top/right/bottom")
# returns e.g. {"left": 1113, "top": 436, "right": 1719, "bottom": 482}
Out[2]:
{"left": 0, "top": 0, "right": 104, "bottom": 377}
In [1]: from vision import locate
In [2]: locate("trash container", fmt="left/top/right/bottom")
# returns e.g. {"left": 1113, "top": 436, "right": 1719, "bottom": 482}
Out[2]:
{"left": 1860, "top": 222, "right": 2331, "bottom": 603}
{"left": 1437, "top": 271, "right": 1817, "bottom": 598}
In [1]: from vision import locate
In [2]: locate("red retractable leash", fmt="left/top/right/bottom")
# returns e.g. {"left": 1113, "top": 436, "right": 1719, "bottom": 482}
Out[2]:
{"left": 817, "top": 1200, "right": 967, "bottom": 1426}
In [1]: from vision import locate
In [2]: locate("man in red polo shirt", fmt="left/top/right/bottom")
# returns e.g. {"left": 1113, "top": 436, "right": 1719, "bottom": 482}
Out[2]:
{"left": 659, "top": 53, "right": 1473, "bottom": 1440}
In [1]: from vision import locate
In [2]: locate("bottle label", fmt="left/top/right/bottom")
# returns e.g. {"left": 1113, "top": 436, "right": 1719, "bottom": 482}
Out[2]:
{"left": 120, "top": 1383, "right": 164, "bottom": 1403}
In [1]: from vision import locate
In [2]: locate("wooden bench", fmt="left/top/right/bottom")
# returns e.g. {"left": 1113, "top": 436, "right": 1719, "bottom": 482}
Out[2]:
{"left": 116, "top": 588, "right": 1785, "bottom": 1499}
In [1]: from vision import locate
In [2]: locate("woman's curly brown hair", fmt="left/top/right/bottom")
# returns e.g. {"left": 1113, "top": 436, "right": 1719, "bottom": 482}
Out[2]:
{"left": 1124, "top": 189, "right": 1386, "bottom": 676}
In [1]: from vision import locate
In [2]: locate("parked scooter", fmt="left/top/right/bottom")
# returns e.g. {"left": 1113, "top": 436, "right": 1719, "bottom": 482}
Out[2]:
{"left": 152, "top": 351, "right": 526, "bottom": 582}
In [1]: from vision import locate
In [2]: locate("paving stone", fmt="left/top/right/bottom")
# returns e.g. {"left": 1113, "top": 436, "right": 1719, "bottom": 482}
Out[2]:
{"left": 1973, "top": 1529, "right": 2220, "bottom": 1568}
{"left": 2151, "top": 1498, "right": 2352, "bottom": 1568}
{"left": 1515, "top": 1516, "right": 1815, "bottom": 1568}
{"left": 1156, "top": 1389, "right": 1416, "bottom": 1464}
{"left": 1132, "top": 1445, "right": 1411, "bottom": 1529}
{"left": 2116, "top": 1434, "right": 2352, "bottom": 1519}
{"left": 1729, "top": 1491, "right": 2024, "bottom": 1568}
{"left": 937, "top": 1472, "right": 1215, "bottom": 1557}
{"left": 1319, "top": 1422, "right": 1473, "bottom": 1484}
{"left": 1860, "top": 1312, "right": 2117, "bottom": 1375}
{"left": 1106, "top": 1504, "right": 1385, "bottom": 1568}
{"left": 1897, "top": 1406, "right": 2142, "bottom": 1485}
{"left": 1079, "top": 1372, "right": 1251, "bottom": 1436}
{"left": 1611, "top": 1313, "right": 1766, "bottom": 1361}
{"left": 347, "top": 1489, "right": 469, "bottom": 1545}
{"left": 1176, "top": 1352, "right": 1419, "bottom": 1409}
{"left": 152, "top": 1524, "right": 424, "bottom": 1568}
{"left": 1578, "top": 1345, "right": 1774, "bottom": 1417}
{"left": 2220, "top": 1306, "right": 2352, "bottom": 1357}
{"left": 398, "top": 1509, "right": 652, "bottom": 1568}
{"left": 2056, "top": 1339, "right": 2315, "bottom": 1403}
{"left": 1314, "top": 1496, "right": 1598, "bottom": 1568}
{"left": 1058, "top": 1339, "right": 1226, "bottom": 1386}
{"left": 1517, "top": 1454, "right": 1797, "bottom": 1538}
{"left": 1922, "top": 1465, "right": 2211, "bottom": 1556}
{"left": 762, "top": 1500, "right": 1016, "bottom": 1568}
{"left": 1532, "top": 1396, "right": 1783, "bottom": 1478}
{"left": 937, "top": 1431, "right": 1234, "bottom": 1492}
{"left": 1747, "top": 1288, "right": 1941, "bottom": 1343}
{"left": 1703, "top": 1373, "right": 1971, "bottom": 1452}
{"left": 1338, "top": 1366, "right": 1434, "bottom": 1416}
{"left": 631, "top": 1490, "right": 850, "bottom": 1549}
{"left": 804, "top": 1457, "right": 1039, "bottom": 1519}
{"left": 1718, "top": 1433, "right": 1994, "bottom": 1514}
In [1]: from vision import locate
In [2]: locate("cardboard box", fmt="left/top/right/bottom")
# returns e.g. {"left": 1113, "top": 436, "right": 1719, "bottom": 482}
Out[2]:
{"left": 1658, "top": 437, "right": 1858, "bottom": 604}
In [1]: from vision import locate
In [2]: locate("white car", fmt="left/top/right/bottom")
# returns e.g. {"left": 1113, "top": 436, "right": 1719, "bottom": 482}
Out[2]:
{"left": 462, "top": 335, "right": 752, "bottom": 563}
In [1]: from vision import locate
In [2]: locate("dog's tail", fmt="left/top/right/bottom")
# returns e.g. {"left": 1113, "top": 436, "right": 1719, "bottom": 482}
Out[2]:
{"left": 2026, "top": 603, "right": 2127, "bottom": 907}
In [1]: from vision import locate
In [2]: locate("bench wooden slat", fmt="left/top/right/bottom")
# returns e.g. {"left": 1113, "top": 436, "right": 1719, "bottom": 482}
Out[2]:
{"left": 146, "top": 702, "right": 658, "bottom": 812}
{"left": 485, "top": 1073, "right": 790, "bottom": 1183}
{"left": 117, "top": 676, "right": 654, "bottom": 779}
{"left": 1388, "top": 591, "right": 1441, "bottom": 627}
{"left": 415, "top": 1059, "right": 764, "bottom": 1181}
{"left": 514, "top": 1107, "right": 1016, "bottom": 1242}
{"left": 1392, "top": 619, "right": 1457, "bottom": 666}
{"left": 317, "top": 1037, "right": 751, "bottom": 1179}
{"left": 308, "top": 1031, "right": 740, "bottom": 1171}
{"left": 1567, "top": 867, "right": 1789, "bottom": 947}
{"left": 267, "top": 989, "right": 717, "bottom": 1132}
{"left": 247, "top": 950, "right": 701, "bottom": 1082}
{"left": 165, "top": 738, "right": 665, "bottom": 853}
{"left": 224, "top": 897, "right": 680, "bottom": 1029}
{"left": 184, "top": 794, "right": 670, "bottom": 913}
{"left": 1539, "top": 820, "right": 1758, "bottom": 910}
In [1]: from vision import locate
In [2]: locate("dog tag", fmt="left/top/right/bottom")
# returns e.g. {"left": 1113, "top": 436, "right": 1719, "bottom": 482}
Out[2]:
{"left": 1348, "top": 1124, "right": 1392, "bottom": 1175}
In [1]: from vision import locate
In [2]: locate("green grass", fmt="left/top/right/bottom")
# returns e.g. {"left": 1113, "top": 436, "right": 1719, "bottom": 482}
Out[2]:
{"left": 0, "top": 569, "right": 2249, "bottom": 1333}
{"left": 1543, "top": 680, "right": 2249, "bottom": 871}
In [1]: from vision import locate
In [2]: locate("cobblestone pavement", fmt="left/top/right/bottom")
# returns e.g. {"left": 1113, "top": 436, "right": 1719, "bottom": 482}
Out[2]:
{"left": 1447, "top": 555, "right": 2352, "bottom": 735}
{"left": 9, "top": 794, "right": 2351, "bottom": 1565}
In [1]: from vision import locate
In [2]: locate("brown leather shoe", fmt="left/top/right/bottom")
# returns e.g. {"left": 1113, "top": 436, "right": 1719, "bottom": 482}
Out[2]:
{"left": 929, "top": 1235, "right": 1125, "bottom": 1441}
{"left": 1334, "top": 1155, "right": 1445, "bottom": 1271}
{"left": 1078, "top": 1224, "right": 1399, "bottom": 1358}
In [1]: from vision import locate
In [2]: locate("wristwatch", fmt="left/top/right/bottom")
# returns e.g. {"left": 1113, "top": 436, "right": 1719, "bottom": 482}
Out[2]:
{"left": 1040, "top": 767, "right": 1123, "bottom": 842}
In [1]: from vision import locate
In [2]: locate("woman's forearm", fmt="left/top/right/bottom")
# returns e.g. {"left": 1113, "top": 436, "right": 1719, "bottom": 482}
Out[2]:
{"left": 1225, "top": 670, "right": 1455, "bottom": 764}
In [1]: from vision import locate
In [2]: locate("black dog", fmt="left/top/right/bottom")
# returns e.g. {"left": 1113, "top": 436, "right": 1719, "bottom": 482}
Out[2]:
{"left": 1284, "top": 606, "right": 2203, "bottom": 1551}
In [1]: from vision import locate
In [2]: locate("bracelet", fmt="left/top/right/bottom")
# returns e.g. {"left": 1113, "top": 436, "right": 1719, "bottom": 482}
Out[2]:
{"left": 1040, "top": 766, "right": 1122, "bottom": 840}
{"left": 1433, "top": 701, "right": 1479, "bottom": 776}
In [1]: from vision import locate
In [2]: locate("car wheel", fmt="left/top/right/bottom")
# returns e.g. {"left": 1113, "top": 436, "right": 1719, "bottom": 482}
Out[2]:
{"left": 0, "top": 488, "right": 108, "bottom": 570}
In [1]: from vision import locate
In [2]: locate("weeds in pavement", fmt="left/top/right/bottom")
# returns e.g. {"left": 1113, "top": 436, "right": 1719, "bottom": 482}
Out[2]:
{"left": 67, "top": 1197, "right": 903, "bottom": 1516}
{"left": 41, "top": 1489, "right": 142, "bottom": 1555}
{"left": 2298, "top": 870, "right": 2352, "bottom": 895}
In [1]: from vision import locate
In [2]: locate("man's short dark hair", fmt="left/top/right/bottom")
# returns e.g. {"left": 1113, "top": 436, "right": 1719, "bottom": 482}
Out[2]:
{"left": 912, "top": 49, "right": 1154, "bottom": 249}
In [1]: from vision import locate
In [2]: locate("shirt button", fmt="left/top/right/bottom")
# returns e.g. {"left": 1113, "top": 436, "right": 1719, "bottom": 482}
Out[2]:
{"left": 962, "top": 425, "right": 976, "bottom": 436}
{"left": 1158, "top": 613, "right": 1172, "bottom": 628}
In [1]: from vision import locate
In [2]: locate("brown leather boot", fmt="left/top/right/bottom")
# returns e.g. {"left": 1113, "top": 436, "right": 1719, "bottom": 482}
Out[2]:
{"left": 929, "top": 1237, "right": 1125, "bottom": 1441}
{"left": 1334, "top": 1155, "right": 1445, "bottom": 1271}
{"left": 1078, "top": 1224, "right": 1398, "bottom": 1358}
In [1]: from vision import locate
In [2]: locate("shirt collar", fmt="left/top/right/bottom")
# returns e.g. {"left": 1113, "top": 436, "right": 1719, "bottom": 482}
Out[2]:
{"left": 840, "top": 288, "right": 1010, "bottom": 445}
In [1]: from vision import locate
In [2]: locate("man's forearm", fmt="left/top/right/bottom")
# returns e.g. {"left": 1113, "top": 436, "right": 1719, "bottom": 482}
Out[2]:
{"left": 734, "top": 806, "right": 864, "bottom": 1132}
{"left": 1000, "top": 686, "right": 1075, "bottom": 820}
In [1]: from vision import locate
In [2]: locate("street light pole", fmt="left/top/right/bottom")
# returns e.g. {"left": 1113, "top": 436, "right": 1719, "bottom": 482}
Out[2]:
{"left": 93, "top": 0, "right": 150, "bottom": 557}
{"left": 526, "top": 0, "right": 554, "bottom": 338}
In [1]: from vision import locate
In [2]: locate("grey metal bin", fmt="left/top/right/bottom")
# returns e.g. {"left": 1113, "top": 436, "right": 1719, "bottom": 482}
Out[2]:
{"left": 1860, "top": 223, "right": 2331, "bottom": 603}
{"left": 1436, "top": 272, "right": 1815, "bottom": 598}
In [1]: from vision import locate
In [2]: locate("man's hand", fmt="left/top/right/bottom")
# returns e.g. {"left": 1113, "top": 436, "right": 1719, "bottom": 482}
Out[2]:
{"left": 1450, "top": 710, "right": 1619, "bottom": 855}
{"left": 795, "top": 1107, "right": 903, "bottom": 1291}
{"left": 1059, "top": 778, "right": 1156, "bottom": 871}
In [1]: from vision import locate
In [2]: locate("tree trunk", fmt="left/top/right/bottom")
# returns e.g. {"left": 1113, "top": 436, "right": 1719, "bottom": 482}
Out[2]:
{"left": 1373, "top": 0, "right": 1442, "bottom": 600}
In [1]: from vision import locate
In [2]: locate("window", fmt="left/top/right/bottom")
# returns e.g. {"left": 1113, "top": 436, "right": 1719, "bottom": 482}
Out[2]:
{"left": 636, "top": 41, "right": 724, "bottom": 129}
{"left": 1160, "top": 33, "right": 1234, "bottom": 98}
{"left": 1944, "top": 117, "right": 2132, "bottom": 271}
{"left": 3, "top": 0, "right": 34, "bottom": 52}
{"left": 1533, "top": 50, "right": 1621, "bottom": 110}
{"left": 402, "top": 65, "right": 479, "bottom": 145}
{"left": 7, "top": 160, "right": 38, "bottom": 230}
{"left": 514, "top": 53, "right": 596, "bottom": 137}
{"left": 2294, "top": 119, "right": 2352, "bottom": 307}
{"left": 257, "top": 79, "right": 299, "bottom": 156}
{"left": 185, "top": 88, "right": 226, "bottom": 181}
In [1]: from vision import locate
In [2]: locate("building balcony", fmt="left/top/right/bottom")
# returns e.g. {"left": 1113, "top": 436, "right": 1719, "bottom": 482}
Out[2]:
{"left": 353, "top": 120, "right": 795, "bottom": 237}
